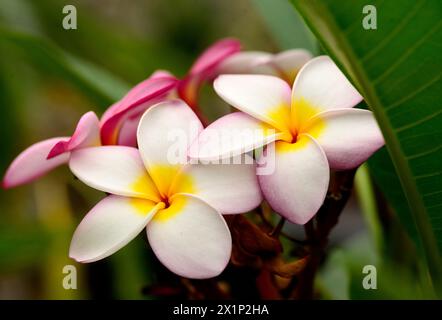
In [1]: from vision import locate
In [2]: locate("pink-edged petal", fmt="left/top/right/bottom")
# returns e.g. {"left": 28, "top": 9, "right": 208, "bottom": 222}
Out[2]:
{"left": 303, "top": 108, "right": 385, "bottom": 170}
{"left": 291, "top": 56, "right": 363, "bottom": 127}
{"left": 217, "top": 51, "right": 273, "bottom": 74}
{"left": 267, "top": 49, "right": 313, "bottom": 85}
{"left": 99, "top": 70, "right": 177, "bottom": 126}
{"left": 100, "top": 101, "right": 120, "bottom": 128}
{"left": 149, "top": 69, "right": 176, "bottom": 80}
{"left": 258, "top": 135, "right": 329, "bottom": 225}
{"left": 48, "top": 111, "right": 100, "bottom": 159}
{"left": 116, "top": 114, "right": 141, "bottom": 147}
{"left": 70, "top": 195, "right": 163, "bottom": 263}
{"left": 147, "top": 194, "right": 231, "bottom": 279}
{"left": 178, "top": 38, "right": 241, "bottom": 107}
{"left": 188, "top": 38, "right": 242, "bottom": 77}
{"left": 2, "top": 137, "right": 70, "bottom": 188}
{"left": 189, "top": 112, "right": 286, "bottom": 161}
{"left": 100, "top": 76, "right": 178, "bottom": 145}
{"left": 171, "top": 154, "right": 262, "bottom": 214}
{"left": 214, "top": 74, "right": 292, "bottom": 132}
{"left": 137, "top": 99, "right": 203, "bottom": 196}
{"left": 69, "top": 146, "right": 161, "bottom": 202}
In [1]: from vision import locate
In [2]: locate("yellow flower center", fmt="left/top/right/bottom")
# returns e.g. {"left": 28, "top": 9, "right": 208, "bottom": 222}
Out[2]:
{"left": 266, "top": 97, "right": 325, "bottom": 148}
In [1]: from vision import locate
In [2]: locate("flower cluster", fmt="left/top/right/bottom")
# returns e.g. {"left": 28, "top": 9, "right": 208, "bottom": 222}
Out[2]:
{"left": 2, "top": 39, "right": 384, "bottom": 279}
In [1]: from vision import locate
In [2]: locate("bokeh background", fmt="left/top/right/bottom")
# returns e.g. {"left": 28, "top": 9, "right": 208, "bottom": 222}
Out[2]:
{"left": 0, "top": 0, "right": 429, "bottom": 299}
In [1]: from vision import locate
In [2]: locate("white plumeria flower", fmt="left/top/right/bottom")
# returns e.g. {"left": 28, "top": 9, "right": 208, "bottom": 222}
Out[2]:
{"left": 218, "top": 49, "right": 313, "bottom": 85}
{"left": 68, "top": 99, "right": 262, "bottom": 279}
{"left": 190, "top": 56, "right": 385, "bottom": 225}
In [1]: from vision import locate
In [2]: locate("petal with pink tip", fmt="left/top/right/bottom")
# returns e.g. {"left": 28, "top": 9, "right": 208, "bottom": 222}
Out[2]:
{"left": 291, "top": 56, "right": 363, "bottom": 127}
{"left": 70, "top": 195, "right": 162, "bottom": 263}
{"left": 172, "top": 155, "right": 262, "bottom": 214}
{"left": 187, "top": 38, "right": 241, "bottom": 77}
{"left": 149, "top": 69, "right": 176, "bottom": 80}
{"left": 269, "top": 49, "right": 313, "bottom": 85}
{"left": 189, "top": 112, "right": 286, "bottom": 161}
{"left": 178, "top": 38, "right": 241, "bottom": 107}
{"left": 48, "top": 111, "right": 100, "bottom": 159}
{"left": 69, "top": 146, "right": 161, "bottom": 202}
{"left": 218, "top": 51, "right": 273, "bottom": 74}
{"left": 100, "top": 76, "right": 178, "bottom": 145}
{"left": 147, "top": 194, "right": 231, "bottom": 279}
{"left": 258, "top": 135, "right": 329, "bottom": 225}
{"left": 303, "top": 108, "right": 384, "bottom": 170}
{"left": 2, "top": 137, "right": 70, "bottom": 188}
{"left": 116, "top": 114, "right": 141, "bottom": 147}
{"left": 137, "top": 99, "right": 203, "bottom": 196}
{"left": 214, "top": 75, "right": 292, "bottom": 132}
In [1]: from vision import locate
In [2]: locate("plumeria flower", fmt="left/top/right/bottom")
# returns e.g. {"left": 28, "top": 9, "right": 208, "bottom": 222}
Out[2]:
{"left": 190, "top": 56, "right": 385, "bottom": 225}
{"left": 2, "top": 112, "right": 100, "bottom": 188}
{"left": 218, "top": 49, "right": 312, "bottom": 85}
{"left": 100, "top": 38, "right": 241, "bottom": 146}
{"left": 2, "top": 39, "right": 240, "bottom": 188}
{"left": 68, "top": 99, "right": 262, "bottom": 278}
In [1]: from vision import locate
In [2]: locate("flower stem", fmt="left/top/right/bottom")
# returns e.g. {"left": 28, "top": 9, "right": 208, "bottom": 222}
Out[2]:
{"left": 290, "top": 169, "right": 357, "bottom": 299}
{"left": 270, "top": 217, "right": 286, "bottom": 237}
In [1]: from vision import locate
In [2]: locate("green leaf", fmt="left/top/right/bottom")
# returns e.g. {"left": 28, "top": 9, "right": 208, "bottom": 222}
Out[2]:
{"left": 0, "top": 28, "right": 130, "bottom": 107}
{"left": 290, "top": 0, "right": 442, "bottom": 287}
{"left": 251, "top": 0, "right": 317, "bottom": 52}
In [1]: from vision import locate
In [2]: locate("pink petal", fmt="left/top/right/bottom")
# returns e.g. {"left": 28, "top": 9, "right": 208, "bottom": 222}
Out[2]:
{"left": 47, "top": 111, "right": 100, "bottom": 159}
{"left": 100, "top": 76, "right": 179, "bottom": 145}
{"left": 258, "top": 135, "right": 329, "bottom": 225}
{"left": 147, "top": 194, "right": 231, "bottom": 279}
{"left": 177, "top": 38, "right": 241, "bottom": 107}
{"left": 2, "top": 137, "right": 70, "bottom": 188}
{"left": 303, "top": 108, "right": 385, "bottom": 170}
{"left": 187, "top": 38, "right": 242, "bottom": 77}
{"left": 116, "top": 114, "right": 142, "bottom": 147}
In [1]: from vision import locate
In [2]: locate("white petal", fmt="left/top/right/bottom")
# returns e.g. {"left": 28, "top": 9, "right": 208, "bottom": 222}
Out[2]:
{"left": 303, "top": 108, "right": 385, "bottom": 170}
{"left": 270, "top": 49, "right": 313, "bottom": 85}
{"left": 189, "top": 112, "right": 287, "bottom": 161}
{"left": 69, "top": 146, "right": 161, "bottom": 202}
{"left": 171, "top": 155, "right": 262, "bottom": 214}
{"left": 147, "top": 194, "right": 231, "bottom": 279}
{"left": 214, "top": 74, "right": 292, "bottom": 132}
{"left": 70, "top": 195, "right": 162, "bottom": 263}
{"left": 291, "top": 56, "right": 363, "bottom": 127}
{"left": 258, "top": 135, "right": 329, "bottom": 224}
{"left": 137, "top": 99, "right": 203, "bottom": 195}
{"left": 218, "top": 51, "right": 273, "bottom": 74}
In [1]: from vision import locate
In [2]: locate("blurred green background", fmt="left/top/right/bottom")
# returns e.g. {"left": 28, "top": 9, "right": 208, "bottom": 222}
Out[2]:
{"left": 0, "top": 0, "right": 432, "bottom": 299}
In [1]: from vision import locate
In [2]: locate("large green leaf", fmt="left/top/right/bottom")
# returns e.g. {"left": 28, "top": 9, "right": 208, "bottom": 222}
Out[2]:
{"left": 290, "top": 0, "right": 442, "bottom": 285}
